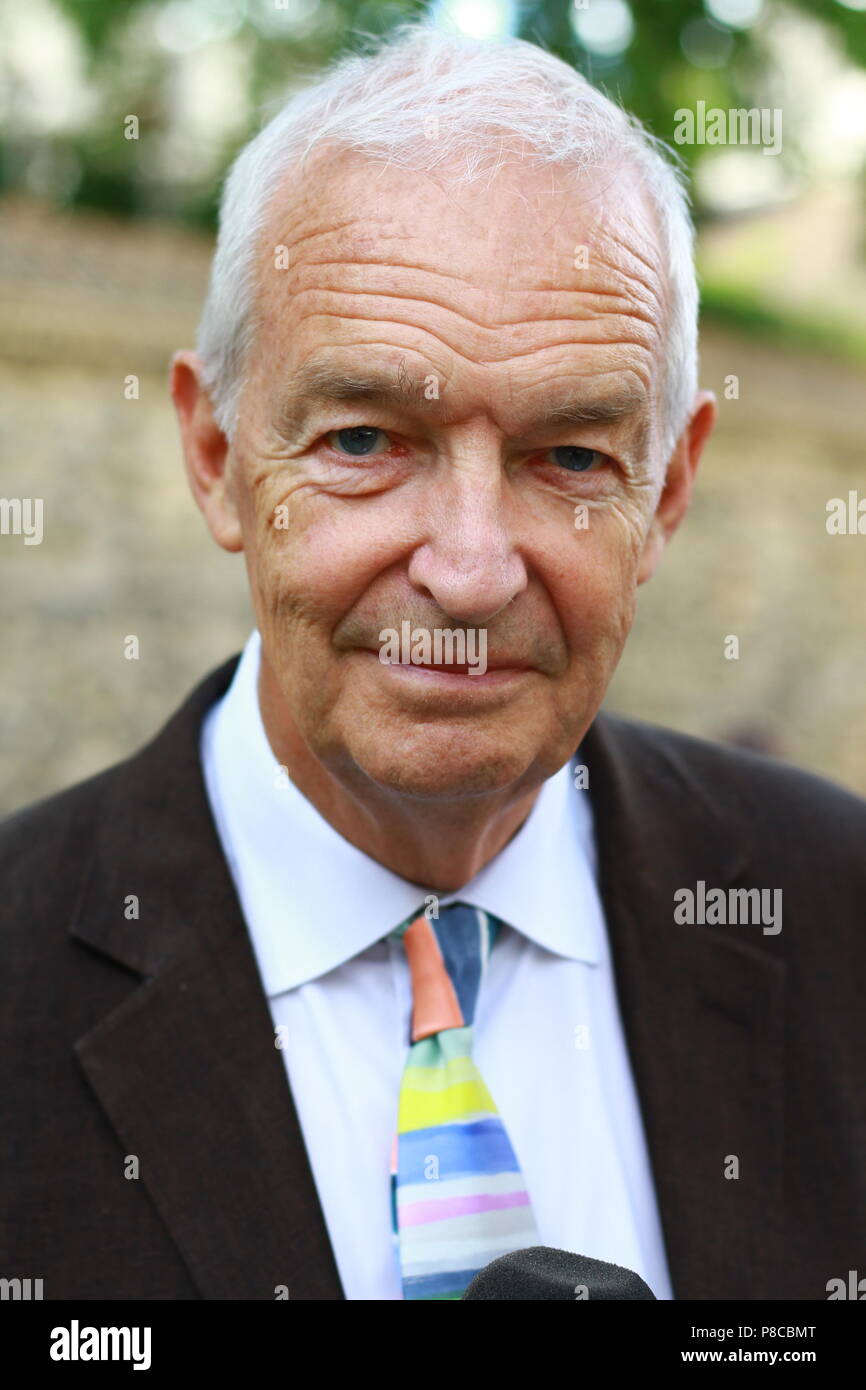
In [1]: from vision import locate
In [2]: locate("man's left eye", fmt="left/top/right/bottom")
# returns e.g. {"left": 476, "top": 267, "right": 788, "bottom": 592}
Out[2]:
{"left": 327, "top": 426, "right": 389, "bottom": 456}
{"left": 548, "top": 446, "right": 602, "bottom": 472}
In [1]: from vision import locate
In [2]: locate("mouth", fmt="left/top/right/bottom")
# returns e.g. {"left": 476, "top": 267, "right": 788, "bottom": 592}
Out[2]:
{"left": 357, "top": 649, "right": 535, "bottom": 687}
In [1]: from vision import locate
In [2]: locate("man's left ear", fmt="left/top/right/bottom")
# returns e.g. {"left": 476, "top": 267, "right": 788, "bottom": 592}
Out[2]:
{"left": 637, "top": 390, "right": 716, "bottom": 585}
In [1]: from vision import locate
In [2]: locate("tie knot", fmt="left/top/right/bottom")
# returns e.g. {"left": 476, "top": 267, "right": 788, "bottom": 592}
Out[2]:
{"left": 391, "top": 902, "right": 499, "bottom": 1044}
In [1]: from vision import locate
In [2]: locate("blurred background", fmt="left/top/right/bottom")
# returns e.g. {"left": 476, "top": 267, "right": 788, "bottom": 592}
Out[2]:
{"left": 1, "top": 0, "right": 865, "bottom": 815}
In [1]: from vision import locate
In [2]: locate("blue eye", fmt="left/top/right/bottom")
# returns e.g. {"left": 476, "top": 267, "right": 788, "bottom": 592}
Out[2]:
{"left": 551, "top": 446, "right": 599, "bottom": 472}
{"left": 329, "top": 426, "right": 386, "bottom": 456}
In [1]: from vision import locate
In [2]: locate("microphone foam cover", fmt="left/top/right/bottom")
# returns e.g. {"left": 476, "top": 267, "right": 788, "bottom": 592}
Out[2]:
{"left": 461, "top": 1246, "right": 657, "bottom": 1300}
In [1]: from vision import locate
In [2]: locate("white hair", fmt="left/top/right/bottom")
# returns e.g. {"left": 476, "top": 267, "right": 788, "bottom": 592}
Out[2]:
{"left": 196, "top": 19, "right": 698, "bottom": 462}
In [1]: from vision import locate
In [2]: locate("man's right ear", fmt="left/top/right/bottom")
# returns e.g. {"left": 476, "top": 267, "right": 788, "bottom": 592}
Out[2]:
{"left": 169, "top": 350, "right": 244, "bottom": 554}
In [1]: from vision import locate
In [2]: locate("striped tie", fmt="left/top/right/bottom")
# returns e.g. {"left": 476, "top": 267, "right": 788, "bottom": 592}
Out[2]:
{"left": 389, "top": 901, "right": 540, "bottom": 1299}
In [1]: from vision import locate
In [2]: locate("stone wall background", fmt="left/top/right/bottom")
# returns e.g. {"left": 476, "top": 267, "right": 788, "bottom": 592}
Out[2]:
{"left": 1, "top": 195, "right": 864, "bottom": 816}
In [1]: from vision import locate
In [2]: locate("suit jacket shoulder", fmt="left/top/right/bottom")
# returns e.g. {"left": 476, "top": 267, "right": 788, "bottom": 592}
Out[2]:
{"left": 0, "top": 656, "right": 239, "bottom": 966}
{"left": 591, "top": 707, "right": 866, "bottom": 846}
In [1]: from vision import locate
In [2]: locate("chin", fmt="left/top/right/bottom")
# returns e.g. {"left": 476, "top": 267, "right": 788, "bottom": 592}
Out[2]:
{"left": 350, "top": 726, "right": 539, "bottom": 802}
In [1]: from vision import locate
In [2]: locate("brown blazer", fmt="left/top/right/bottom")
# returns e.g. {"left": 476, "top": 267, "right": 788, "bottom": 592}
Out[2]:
{"left": 2, "top": 655, "right": 865, "bottom": 1299}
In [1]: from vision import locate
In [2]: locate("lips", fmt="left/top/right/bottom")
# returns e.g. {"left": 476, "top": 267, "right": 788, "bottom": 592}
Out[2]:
{"left": 359, "top": 649, "right": 531, "bottom": 668}
{"left": 360, "top": 650, "right": 533, "bottom": 676}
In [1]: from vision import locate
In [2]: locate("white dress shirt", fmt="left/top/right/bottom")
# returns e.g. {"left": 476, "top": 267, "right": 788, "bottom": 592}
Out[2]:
{"left": 200, "top": 630, "right": 673, "bottom": 1300}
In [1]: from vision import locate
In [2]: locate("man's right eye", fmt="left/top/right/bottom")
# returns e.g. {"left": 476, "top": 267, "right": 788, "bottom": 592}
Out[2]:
{"left": 326, "top": 426, "right": 390, "bottom": 457}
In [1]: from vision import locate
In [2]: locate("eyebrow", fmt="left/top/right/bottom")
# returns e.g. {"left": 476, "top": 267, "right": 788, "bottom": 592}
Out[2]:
{"left": 275, "top": 362, "right": 426, "bottom": 429}
{"left": 275, "top": 361, "right": 648, "bottom": 440}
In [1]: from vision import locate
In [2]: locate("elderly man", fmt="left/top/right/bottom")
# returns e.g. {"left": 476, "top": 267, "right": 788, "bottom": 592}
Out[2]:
{"left": 2, "top": 24, "right": 865, "bottom": 1303}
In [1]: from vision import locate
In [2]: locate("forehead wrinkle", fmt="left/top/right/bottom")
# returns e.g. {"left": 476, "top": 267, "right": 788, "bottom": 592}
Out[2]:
{"left": 277, "top": 261, "right": 661, "bottom": 335}
{"left": 595, "top": 209, "right": 672, "bottom": 342}
{"left": 260, "top": 146, "right": 667, "bottom": 302}
{"left": 262, "top": 199, "right": 661, "bottom": 320}
{"left": 258, "top": 217, "right": 667, "bottom": 360}
{"left": 575, "top": 250, "right": 665, "bottom": 324}
{"left": 295, "top": 253, "right": 479, "bottom": 292}
{"left": 257, "top": 190, "right": 667, "bottom": 354}
{"left": 279, "top": 312, "right": 659, "bottom": 409}
{"left": 271, "top": 285, "right": 662, "bottom": 373}
{"left": 607, "top": 235, "right": 664, "bottom": 289}
{"left": 261, "top": 186, "right": 480, "bottom": 298}
{"left": 265, "top": 229, "right": 556, "bottom": 314}
{"left": 339, "top": 301, "right": 650, "bottom": 353}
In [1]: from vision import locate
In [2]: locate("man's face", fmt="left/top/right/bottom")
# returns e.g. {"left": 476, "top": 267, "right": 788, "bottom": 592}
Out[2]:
{"left": 197, "top": 149, "right": 699, "bottom": 801}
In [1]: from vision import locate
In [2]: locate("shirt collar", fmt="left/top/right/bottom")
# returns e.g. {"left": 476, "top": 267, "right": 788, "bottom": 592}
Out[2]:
{"left": 201, "top": 630, "right": 602, "bottom": 996}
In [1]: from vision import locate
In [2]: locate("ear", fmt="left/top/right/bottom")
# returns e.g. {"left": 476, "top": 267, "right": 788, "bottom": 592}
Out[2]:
{"left": 637, "top": 390, "right": 716, "bottom": 585}
{"left": 169, "top": 350, "right": 243, "bottom": 553}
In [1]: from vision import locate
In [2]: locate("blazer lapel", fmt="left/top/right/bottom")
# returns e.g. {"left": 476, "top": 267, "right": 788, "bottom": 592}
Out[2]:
{"left": 69, "top": 657, "right": 344, "bottom": 1300}
{"left": 582, "top": 712, "right": 786, "bottom": 1300}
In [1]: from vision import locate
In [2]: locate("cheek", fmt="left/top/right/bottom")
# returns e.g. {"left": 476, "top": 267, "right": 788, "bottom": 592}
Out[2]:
{"left": 562, "top": 496, "right": 648, "bottom": 576}
{"left": 545, "top": 512, "right": 645, "bottom": 653}
{"left": 246, "top": 492, "right": 409, "bottom": 637}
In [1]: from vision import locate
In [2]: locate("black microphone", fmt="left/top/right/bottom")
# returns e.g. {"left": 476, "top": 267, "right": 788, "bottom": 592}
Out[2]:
{"left": 462, "top": 1247, "right": 657, "bottom": 1300}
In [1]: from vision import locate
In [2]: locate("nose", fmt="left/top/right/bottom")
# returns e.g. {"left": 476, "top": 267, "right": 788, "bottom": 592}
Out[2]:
{"left": 407, "top": 451, "right": 528, "bottom": 626}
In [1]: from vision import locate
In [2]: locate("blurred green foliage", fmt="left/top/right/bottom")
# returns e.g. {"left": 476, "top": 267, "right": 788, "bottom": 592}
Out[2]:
{"left": 0, "top": 0, "right": 859, "bottom": 229}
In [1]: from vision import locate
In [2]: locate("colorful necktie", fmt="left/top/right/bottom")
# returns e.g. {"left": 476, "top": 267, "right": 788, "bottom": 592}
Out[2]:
{"left": 389, "top": 901, "right": 540, "bottom": 1299}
